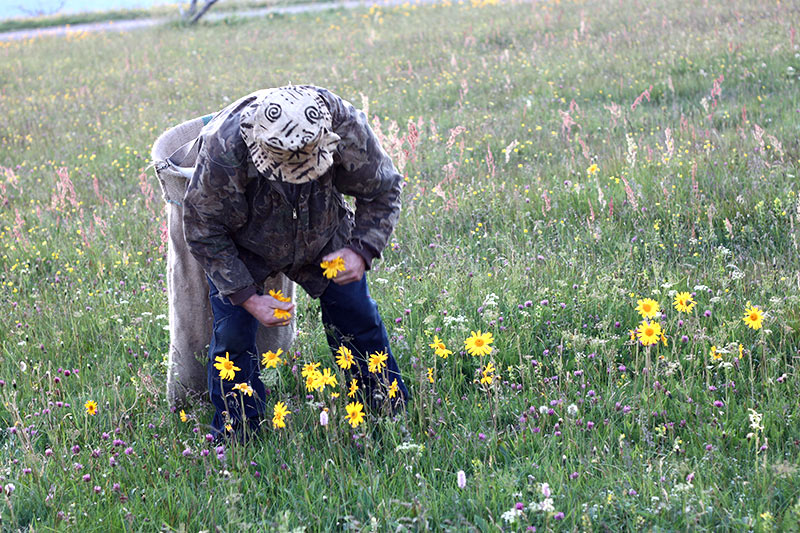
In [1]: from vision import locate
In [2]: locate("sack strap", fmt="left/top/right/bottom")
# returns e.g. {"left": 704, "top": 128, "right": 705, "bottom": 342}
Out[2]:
{"left": 164, "top": 137, "right": 201, "bottom": 178}
{"left": 158, "top": 113, "right": 215, "bottom": 178}
{"left": 154, "top": 114, "right": 215, "bottom": 204}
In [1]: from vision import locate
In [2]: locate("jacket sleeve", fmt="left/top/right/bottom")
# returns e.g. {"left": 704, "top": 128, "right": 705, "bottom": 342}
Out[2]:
{"left": 317, "top": 88, "right": 403, "bottom": 268}
{"left": 182, "top": 136, "right": 257, "bottom": 304}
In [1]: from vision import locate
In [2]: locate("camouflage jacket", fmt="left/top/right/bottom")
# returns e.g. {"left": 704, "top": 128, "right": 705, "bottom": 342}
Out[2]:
{"left": 182, "top": 87, "right": 402, "bottom": 303}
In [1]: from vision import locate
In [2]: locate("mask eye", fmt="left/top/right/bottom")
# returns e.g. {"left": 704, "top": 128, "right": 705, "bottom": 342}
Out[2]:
{"left": 265, "top": 103, "right": 282, "bottom": 122}
{"left": 304, "top": 105, "right": 322, "bottom": 124}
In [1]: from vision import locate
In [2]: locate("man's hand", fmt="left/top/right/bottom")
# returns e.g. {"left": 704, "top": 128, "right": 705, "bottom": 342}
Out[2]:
{"left": 241, "top": 293, "right": 295, "bottom": 328}
{"left": 321, "top": 248, "right": 366, "bottom": 285}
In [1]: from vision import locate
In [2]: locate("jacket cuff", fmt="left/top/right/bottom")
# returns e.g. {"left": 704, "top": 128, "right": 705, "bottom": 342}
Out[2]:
{"left": 346, "top": 243, "right": 377, "bottom": 271}
{"left": 228, "top": 284, "right": 258, "bottom": 306}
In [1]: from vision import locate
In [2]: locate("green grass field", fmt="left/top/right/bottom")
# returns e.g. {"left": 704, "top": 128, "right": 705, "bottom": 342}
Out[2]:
{"left": 1, "top": 0, "right": 799, "bottom": 530}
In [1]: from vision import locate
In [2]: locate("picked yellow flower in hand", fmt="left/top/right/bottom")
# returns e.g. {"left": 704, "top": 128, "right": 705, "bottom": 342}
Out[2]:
{"left": 269, "top": 289, "right": 292, "bottom": 302}
{"left": 267, "top": 289, "right": 292, "bottom": 320}
{"left": 320, "top": 256, "right": 346, "bottom": 279}
{"left": 214, "top": 352, "right": 241, "bottom": 381}
{"left": 273, "top": 308, "right": 292, "bottom": 320}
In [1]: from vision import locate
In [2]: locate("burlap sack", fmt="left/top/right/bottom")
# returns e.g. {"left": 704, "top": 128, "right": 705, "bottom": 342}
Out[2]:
{"left": 152, "top": 116, "right": 296, "bottom": 409}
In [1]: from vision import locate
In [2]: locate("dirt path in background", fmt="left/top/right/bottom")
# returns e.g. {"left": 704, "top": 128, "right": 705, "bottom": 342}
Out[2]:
{"left": 0, "top": 0, "right": 445, "bottom": 41}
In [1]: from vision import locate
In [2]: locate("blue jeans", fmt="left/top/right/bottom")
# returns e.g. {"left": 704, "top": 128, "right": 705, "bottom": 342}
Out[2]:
{"left": 206, "top": 275, "right": 409, "bottom": 436}
{"left": 207, "top": 278, "right": 266, "bottom": 437}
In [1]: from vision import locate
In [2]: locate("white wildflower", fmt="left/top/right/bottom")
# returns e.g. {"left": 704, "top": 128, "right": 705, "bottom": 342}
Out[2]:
{"left": 538, "top": 498, "right": 555, "bottom": 512}
{"left": 501, "top": 508, "right": 523, "bottom": 524}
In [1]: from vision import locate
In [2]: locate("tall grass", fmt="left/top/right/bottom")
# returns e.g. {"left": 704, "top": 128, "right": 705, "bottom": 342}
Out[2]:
{"left": 1, "top": 0, "right": 799, "bottom": 530}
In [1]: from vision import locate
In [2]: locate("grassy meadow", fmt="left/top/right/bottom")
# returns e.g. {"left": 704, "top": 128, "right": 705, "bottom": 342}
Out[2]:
{"left": 1, "top": 0, "right": 800, "bottom": 530}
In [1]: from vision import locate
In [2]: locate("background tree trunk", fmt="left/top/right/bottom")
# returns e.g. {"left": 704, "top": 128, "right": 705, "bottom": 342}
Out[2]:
{"left": 183, "top": 0, "right": 218, "bottom": 24}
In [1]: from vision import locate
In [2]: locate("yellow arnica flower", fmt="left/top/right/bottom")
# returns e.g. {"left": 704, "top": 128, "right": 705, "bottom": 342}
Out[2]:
{"left": 261, "top": 348, "right": 283, "bottom": 369}
{"left": 429, "top": 336, "right": 452, "bottom": 358}
{"left": 743, "top": 305, "right": 764, "bottom": 330}
{"left": 480, "top": 362, "right": 495, "bottom": 385}
{"left": 368, "top": 351, "right": 388, "bottom": 373}
{"left": 672, "top": 292, "right": 696, "bottom": 314}
{"left": 306, "top": 370, "right": 324, "bottom": 392}
{"left": 85, "top": 400, "right": 98, "bottom": 416}
{"left": 268, "top": 289, "right": 292, "bottom": 303}
{"left": 635, "top": 298, "right": 660, "bottom": 319}
{"left": 348, "top": 378, "right": 359, "bottom": 398}
{"left": 427, "top": 367, "right": 434, "bottom": 383}
{"left": 336, "top": 346, "right": 354, "bottom": 370}
{"left": 320, "top": 256, "right": 346, "bottom": 279}
{"left": 272, "top": 401, "right": 291, "bottom": 429}
{"left": 214, "top": 352, "right": 240, "bottom": 381}
{"left": 636, "top": 320, "right": 662, "bottom": 346}
{"left": 464, "top": 330, "right": 494, "bottom": 356}
{"left": 269, "top": 290, "right": 293, "bottom": 320}
{"left": 301, "top": 362, "right": 321, "bottom": 378}
{"left": 710, "top": 345, "right": 721, "bottom": 360}
{"left": 388, "top": 379, "right": 399, "bottom": 398}
{"left": 233, "top": 382, "right": 254, "bottom": 396}
{"left": 320, "top": 367, "right": 338, "bottom": 388}
{"left": 345, "top": 401, "right": 365, "bottom": 428}
{"left": 586, "top": 163, "right": 599, "bottom": 176}
{"left": 273, "top": 308, "right": 292, "bottom": 320}
{"left": 179, "top": 409, "right": 188, "bottom": 422}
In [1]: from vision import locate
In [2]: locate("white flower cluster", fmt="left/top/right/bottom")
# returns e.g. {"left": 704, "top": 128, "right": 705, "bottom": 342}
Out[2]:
{"left": 529, "top": 498, "right": 555, "bottom": 513}
{"left": 528, "top": 483, "right": 556, "bottom": 513}
{"left": 443, "top": 314, "right": 468, "bottom": 331}
{"left": 394, "top": 442, "right": 425, "bottom": 455}
{"left": 501, "top": 508, "right": 523, "bottom": 524}
{"left": 482, "top": 292, "right": 499, "bottom": 308}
